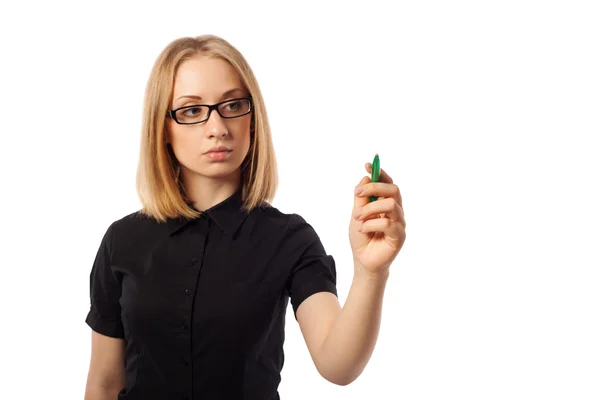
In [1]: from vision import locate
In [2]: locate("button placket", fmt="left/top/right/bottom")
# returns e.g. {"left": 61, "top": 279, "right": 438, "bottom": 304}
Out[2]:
{"left": 181, "top": 221, "right": 207, "bottom": 398}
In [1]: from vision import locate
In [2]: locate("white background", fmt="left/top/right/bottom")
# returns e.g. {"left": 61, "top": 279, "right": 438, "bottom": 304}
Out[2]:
{"left": 1, "top": 1, "right": 599, "bottom": 399}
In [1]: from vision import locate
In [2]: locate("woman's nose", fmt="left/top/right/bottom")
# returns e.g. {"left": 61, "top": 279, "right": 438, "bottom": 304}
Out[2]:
{"left": 205, "top": 109, "right": 229, "bottom": 138}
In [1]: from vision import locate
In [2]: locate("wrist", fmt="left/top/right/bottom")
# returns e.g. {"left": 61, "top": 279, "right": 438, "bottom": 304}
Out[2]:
{"left": 353, "top": 262, "right": 390, "bottom": 283}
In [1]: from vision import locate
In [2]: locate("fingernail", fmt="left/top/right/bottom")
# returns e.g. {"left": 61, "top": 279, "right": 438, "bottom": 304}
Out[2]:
{"left": 355, "top": 186, "right": 364, "bottom": 195}
{"left": 354, "top": 209, "right": 362, "bottom": 219}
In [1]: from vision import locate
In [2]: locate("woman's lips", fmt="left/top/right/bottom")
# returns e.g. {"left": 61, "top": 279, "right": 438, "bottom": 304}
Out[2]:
{"left": 204, "top": 150, "right": 232, "bottom": 161}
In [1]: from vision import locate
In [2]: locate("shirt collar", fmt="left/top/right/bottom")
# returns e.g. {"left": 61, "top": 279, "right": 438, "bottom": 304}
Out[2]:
{"left": 167, "top": 186, "right": 249, "bottom": 236}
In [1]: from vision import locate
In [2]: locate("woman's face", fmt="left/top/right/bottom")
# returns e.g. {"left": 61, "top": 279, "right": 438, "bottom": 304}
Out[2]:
{"left": 167, "top": 55, "right": 252, "bottom": 183}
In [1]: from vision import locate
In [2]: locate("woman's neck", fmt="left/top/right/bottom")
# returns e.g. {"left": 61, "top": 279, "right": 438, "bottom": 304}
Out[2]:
{"left": 181, "top": 169, "right": 241, "bottom": 212}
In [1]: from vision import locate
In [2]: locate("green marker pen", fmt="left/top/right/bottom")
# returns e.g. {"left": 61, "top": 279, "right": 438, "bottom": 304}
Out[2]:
{"left": 369, "top": 153, "right": 380, "bottom": 202}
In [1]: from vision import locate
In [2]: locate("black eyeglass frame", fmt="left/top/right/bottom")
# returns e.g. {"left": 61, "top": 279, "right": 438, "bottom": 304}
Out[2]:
{"left": 167, "top": 97, "right": 253, "bottom": 125}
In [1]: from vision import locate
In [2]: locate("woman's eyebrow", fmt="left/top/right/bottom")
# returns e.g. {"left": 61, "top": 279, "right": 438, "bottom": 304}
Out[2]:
{"left": 176, "top": 88, "right": 245, "bottom": 102}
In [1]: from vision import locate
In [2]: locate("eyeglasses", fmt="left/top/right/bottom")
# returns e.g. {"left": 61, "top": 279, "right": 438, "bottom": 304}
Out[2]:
{"left": 168, "top": 97, "right": 253, "bottom": 125}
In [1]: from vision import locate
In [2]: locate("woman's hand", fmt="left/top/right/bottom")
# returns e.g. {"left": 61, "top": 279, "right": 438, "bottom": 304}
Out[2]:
{"left": 349, "top": 162, "right": 406, "bottom": 276}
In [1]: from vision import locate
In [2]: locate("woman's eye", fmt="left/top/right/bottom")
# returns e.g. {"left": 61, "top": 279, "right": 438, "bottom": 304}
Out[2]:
{"left": 226, "top": 101, "right": 240, "bottom": 111}
{"left": 183, "top": 107, "right": 202, "bottom": 116}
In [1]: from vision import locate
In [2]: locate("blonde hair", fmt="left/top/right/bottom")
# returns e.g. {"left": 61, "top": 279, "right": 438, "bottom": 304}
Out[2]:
{"left": 135, "top": 35, "right": 278, "bottom": 222}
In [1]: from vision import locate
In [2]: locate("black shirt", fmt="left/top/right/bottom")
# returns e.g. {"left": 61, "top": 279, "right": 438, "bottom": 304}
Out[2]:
{"left": 85, "top": 187, "right": 338, "bottom": 399}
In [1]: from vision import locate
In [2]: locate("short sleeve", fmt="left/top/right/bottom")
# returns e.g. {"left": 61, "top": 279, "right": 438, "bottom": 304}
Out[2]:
{"left": 85, "top": 223, "right": 125, "bottom": 338}
{"left": 286, "top": 214, "right": 338, "bottom": 320}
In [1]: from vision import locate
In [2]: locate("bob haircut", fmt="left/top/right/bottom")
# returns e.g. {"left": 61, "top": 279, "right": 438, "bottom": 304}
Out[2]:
{"left": 136, "top": 35, "right": 278, "bottom": 222}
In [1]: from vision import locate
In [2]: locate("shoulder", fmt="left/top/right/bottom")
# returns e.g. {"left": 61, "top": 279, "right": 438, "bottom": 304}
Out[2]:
{"left": 251, "top": 204, "right": 307, "bottom": 231}
{"left": 100, "top": 210, "right": 168, "bottom": 255}
{"left": 252, "top": 204, "right": 317, "bottom": 240}
{"left": 108, "top": 209, "right": 160, "bottom": 235}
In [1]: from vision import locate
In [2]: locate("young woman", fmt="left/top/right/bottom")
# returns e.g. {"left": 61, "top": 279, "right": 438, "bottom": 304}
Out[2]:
{"left": 84, "top": 34, "right": 406, "bottom": 400}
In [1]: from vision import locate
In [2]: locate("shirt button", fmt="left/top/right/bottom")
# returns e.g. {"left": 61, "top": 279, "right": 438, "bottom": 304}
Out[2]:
{"left": 185, "top": 289, "right": 192, "bottom": 295}
{"left": 182, "top": 358, "right": 189, "bottom": 367}
{"left": 181, "top": 322, "right": 188, "bottom": 331}
{"left": 191, "top": 258, "right": 198, "bottom": 265}
{"left": 183, "top": 397, "right": 189, "bottom": 400}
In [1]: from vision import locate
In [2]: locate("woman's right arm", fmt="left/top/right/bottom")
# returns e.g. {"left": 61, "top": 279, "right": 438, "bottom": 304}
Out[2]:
{"left": 84, "top": 331, "right": 125, "bottom": 400}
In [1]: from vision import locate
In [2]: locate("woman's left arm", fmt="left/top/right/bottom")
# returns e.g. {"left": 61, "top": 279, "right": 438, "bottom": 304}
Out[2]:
{"left": 296, "top": 163, "right": 406, "bottom": 386}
